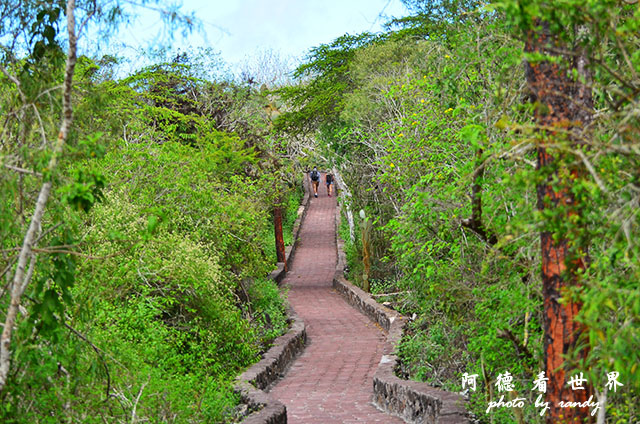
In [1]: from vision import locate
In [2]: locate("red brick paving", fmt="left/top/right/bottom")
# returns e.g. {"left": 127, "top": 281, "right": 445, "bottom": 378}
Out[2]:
{"left": 269, "top": 177, "right": 403, "bottom": 423}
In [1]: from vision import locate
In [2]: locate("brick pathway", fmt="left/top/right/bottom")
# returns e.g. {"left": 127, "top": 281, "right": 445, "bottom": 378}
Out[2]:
{"left": 269, "top": 176, "right": 403, "bottom": 423}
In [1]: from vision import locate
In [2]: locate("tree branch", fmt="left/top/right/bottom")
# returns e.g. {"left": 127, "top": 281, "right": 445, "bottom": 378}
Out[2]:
{"left": 63, "top": 322, "right": 111, "bottom": 400}
{"left": 3, "top": 164, "right": 43, "bottom": 177}
{"left": 496, "top": 328, "right": 533, "bottom": 374}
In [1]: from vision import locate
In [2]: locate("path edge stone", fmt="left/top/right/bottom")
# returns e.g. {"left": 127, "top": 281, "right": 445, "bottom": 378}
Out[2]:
{"left": 235, "top": 176, "right": 311, "bottom": 424}
{"left": 332, "top": 202, "right": 470, "bottom": 424}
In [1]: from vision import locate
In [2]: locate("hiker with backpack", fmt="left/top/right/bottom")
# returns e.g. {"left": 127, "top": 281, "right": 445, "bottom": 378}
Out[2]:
{"left": 325, "top": 173, "right": 334, "bottom": 197}
{"left": 310, "top": 167, "right": 320, "bottom": 198}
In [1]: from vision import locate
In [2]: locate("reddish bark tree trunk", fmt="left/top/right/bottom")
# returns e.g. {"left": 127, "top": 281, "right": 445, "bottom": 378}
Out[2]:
{"left": 525, "top": 20, "right": 593, "bottom": 423}
{"left": 274, "top": 205, "right": 287, "bottom": 271}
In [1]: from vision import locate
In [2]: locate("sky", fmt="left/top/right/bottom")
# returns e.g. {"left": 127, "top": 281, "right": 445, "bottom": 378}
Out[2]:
{"left": 111, "top": 0, "right": 408, "bottom": 71}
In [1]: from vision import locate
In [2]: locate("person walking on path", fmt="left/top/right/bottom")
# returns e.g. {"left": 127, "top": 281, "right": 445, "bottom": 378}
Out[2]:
{"left": 310, "top": 166, "right": 320, "bottom": 198}
{"left": 270, "top": 178, "right": 402, "bottom": 423}
{"left": 325, "top": 173, "right": 333, "bottom": 197}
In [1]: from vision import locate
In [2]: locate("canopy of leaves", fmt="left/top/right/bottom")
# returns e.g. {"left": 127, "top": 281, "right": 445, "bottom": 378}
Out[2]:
{"left": 273, "top": 32, "right": 379, "bottom": 134}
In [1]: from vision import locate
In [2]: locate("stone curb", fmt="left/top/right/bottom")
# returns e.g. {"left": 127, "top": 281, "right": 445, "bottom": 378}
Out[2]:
{"left": 333, "top": 203, "right": 469, "bottom": 424}
{"left": 236, "top": 176, "right": 311, "bottom": 424}
{"left": 234, "top": 307, "right": 306, "bottom": 424}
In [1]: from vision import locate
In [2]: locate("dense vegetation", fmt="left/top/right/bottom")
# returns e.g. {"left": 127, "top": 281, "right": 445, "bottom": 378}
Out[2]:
{"left": 276, "top": 0, "right": 639, "bottom": 422}
{"left": 0, "top": 2, "right": 300, "bottom": 422}
{"left": 1, "top": 1, "right": 639, "bottom": 423}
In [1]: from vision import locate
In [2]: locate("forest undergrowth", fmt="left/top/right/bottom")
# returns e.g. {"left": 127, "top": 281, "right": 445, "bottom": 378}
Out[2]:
{"left": 0, "top": 3, "right": 300, "bottom": 420}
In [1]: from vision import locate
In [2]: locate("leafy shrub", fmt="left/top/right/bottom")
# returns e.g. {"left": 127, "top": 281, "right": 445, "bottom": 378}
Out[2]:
{"left": 2, "top": 130, "right": 299, "bottom": 422}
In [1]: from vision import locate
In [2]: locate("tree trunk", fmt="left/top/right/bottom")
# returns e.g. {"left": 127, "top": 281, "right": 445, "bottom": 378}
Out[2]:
{"left": 462, "top": 148, "right": 497, "bottom": 245}
{"left": 470, "top": 147, "right": 484, "bottom": 232}
{"left": 274, "top": 204, "right": 286, "bottom": 270}
{"left": 524, "top": 20, "right": 593, "bottom": 423}
{"left": 361, "top": 218, "right": 371, "bottom": 293}
{"left": 332, "top": 168, "right": 355, "bottom": 242}
{"left": 0, "top": 0, "right": 77, "bottom": 392}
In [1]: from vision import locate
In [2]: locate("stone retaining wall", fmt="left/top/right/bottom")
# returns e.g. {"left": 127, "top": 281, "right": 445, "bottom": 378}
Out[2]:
{"left": 236, "top": 176, "right": 311, "bottom": 424}
{"left": 235, "top": 308, "right": 306, "bottom": 424}
{"left": 238, "top": 307, "right": 306, "bottom": 391}
{"left": 333, "top": 203, "right": 469, "bottom": 424}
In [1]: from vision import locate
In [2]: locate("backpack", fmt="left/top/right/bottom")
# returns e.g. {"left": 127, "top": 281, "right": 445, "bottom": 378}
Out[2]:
{"left": 311, "top": 170, "right": 319, "bottom": 181}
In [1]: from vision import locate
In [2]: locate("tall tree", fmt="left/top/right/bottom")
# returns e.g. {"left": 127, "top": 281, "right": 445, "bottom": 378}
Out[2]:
{"left": 274, "top": 32, "right": 378, "bottom": 135}
{"left": 524, "top": 17, "right": 593, "bottom": 423}
{"left": 0, "top": 0, "right": 78, "bottom": 392}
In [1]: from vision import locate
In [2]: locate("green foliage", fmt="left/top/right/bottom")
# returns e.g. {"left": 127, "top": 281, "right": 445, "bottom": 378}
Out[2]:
{"left": 2, "top": 0, "right": 638, "bottom": 421}
{"left": 1, "top": 40, "right": 300, "bottom": 422}
{"left": 247, "top": 278, "right": 289, "bottom": 347}
{"left": 388, "top": 0, "right": 485, "bottom": 40}
{"left": 0, "top": 2, "right": 299, "bottom": 421}
{"left": 274, "top": 32, "right": 379, "bottom": 134}
{"left": 338, "top": 206, "right": 364, "bottom": 284}
{"left": 281, "top": 2, "right": 639, "bottom": 421}
{"left": 28, "top": 235, "right": 77, "bottom": 340}
{"left": 3, "top": 129, "right": 297, "bottom": 423}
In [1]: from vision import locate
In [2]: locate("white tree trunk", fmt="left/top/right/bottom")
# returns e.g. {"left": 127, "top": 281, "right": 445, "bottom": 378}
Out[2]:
{"left": 0, "top": 0, "right": 77, "bottom": 392}
{"left": 595, "top": 387, "right": 607, "bottom": 424}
